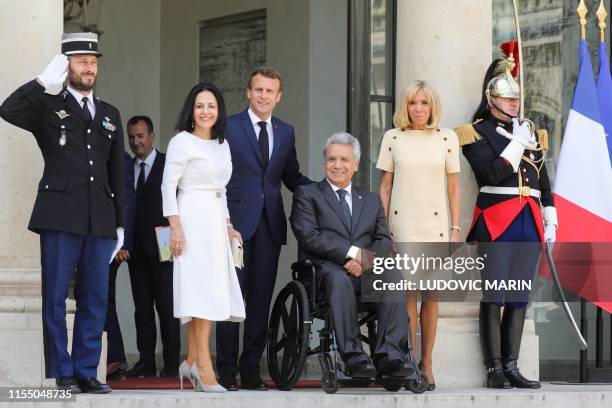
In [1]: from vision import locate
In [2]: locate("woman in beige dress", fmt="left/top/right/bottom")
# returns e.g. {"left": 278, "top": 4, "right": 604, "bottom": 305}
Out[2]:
{"left": 377, "top": 80, "right": 461, "bottom": 390}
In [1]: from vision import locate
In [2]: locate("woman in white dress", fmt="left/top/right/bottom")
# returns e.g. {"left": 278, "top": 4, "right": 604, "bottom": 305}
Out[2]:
{"left": 161, "top": 83, "right": 245, "bottom": 392}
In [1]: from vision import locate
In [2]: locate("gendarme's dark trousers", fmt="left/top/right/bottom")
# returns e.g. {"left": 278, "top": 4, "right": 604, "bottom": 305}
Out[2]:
{"left": 40, "top": 231, "right": 113, "bottom": 379}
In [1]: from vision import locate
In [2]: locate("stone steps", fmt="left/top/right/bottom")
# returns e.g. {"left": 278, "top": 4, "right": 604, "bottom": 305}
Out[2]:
{"left": 53, "top": 384, "right": 612, "bottom": 408}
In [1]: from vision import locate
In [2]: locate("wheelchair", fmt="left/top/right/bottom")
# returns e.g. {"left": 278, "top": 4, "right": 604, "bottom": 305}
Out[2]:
{"left": 266, "top": 260, "right": 429, "bottom": 394}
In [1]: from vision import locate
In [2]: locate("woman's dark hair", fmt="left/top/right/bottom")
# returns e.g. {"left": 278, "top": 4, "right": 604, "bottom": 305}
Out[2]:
{"left": 471, "top": 59, "right": 502, "bottom": 123}
{"left": 175, "top": 82, "right": 226, "bottom": 143}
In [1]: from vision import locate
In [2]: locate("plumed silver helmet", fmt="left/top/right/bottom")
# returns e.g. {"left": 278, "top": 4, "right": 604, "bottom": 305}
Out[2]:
{"left": 485, "top": 57, "right": 520, "bottom": 102}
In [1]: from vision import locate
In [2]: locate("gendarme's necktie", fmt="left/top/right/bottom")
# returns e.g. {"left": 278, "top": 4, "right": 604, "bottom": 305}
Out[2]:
{"left": 257, "top": 121, "right": 269, "bottom": 168}
{"left": 136, "top": 162, "right": 146, "bottom": 197}
{"left": 81, "top": 96, "right": 92, "bottom": 123}
{"left": 336, "top": 189, "right": 352, "bottom": 229}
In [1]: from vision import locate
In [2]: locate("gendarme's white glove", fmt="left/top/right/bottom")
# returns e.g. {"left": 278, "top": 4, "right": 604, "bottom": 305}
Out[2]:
{"left": 37, "top": 54, "right": 69, "bottom": 89}
{"left": 543, "top": 206, "right": 558, "bottom": 243}
{"left": 109, "top": 227, "right": 125, "bottom": 264}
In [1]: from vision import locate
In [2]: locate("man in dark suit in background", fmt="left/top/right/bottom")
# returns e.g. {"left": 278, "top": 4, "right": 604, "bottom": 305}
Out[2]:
{"left": 125, "top": 115, "right": 180, "bottom": 378}
{"left": 290, "top": 132, "right": 414, "bottom": 379}
{"left": 217, "top": 67, "right": 311, "bottom": 390}
{"left": 105, "top": 150, "right": 137, "bottom": 379}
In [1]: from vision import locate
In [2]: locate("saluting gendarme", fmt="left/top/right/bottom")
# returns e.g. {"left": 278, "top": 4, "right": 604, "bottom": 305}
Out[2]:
{"left": 0, "top": 32, "right": 125, "bottom": 394}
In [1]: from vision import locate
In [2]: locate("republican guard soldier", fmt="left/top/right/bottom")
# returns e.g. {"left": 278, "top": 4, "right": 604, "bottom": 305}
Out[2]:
{"left": 456, "top": 41, "right": 558, "bottom": 390}
{"left": 0, "top": 32, "right": 125, "bottom": 393}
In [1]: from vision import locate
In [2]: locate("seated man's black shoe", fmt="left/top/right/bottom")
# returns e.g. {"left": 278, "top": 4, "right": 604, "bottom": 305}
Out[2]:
{"left": 76, "top": 377, "right": 112, "bottom": 394}
{"left": 240, "top": 373, "right": 268, "bottom": 390}
{"left": 219, "top": 374, "right": 239, "bottom": 391}
{"left": 56, "top": 377, "right": 81, "bottom": 394}
{"left": 346, "top": 360, "right": 377, "bottom": 379}
{"left": 159, "top": 366, "right": 179, "bottom": 378}
{"left": 378, "top": 359, "right": 414, "bottom": 378}
{"left": 125, "top": 361, "right": 156, "bottom": 378}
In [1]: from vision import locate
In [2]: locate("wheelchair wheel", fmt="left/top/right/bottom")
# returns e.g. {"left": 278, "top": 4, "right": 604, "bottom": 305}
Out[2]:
{"left": 321, "top": 372, "right": 338, "bottom": 394}
{"left": 405, "top": 368, "right": 429, "bottom": 394}
{"left": 267, "top": 280, "right": 310, "bottom": 391}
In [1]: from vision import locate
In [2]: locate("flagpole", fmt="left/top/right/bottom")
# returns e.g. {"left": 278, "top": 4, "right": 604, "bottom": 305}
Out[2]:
{"left": 597, "top": 0, "right": 607, "bottom": 43}
{"left": 595, "top": 0, "right": 608, "bottom": 373}
{"left": 578, "top": 0, "right": 588, "bottom": 41}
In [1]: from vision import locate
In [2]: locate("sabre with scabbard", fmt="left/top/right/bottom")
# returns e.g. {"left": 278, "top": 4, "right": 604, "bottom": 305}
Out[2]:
{"left": 511, "top": 0, "right": 587, "bottom": 350}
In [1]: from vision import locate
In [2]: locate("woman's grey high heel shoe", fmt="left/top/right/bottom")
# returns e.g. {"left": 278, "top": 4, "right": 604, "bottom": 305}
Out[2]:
{"left": 190, "top": 364, "right": 227, "bottom": 393}
{"left": 179, "top": 360, "right": 195, "bottom": 390}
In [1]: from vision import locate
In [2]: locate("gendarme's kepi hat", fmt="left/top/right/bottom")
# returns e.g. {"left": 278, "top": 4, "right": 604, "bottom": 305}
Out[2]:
{"left": 61, "top": 32, "right": 102, "bottom": 57}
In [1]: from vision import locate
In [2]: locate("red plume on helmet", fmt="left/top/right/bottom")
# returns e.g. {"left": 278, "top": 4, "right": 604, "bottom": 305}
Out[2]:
{"left": 499, "top": 40, "right": 519, "bottom": 78}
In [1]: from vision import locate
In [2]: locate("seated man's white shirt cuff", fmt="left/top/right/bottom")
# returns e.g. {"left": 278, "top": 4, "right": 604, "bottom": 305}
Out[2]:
{"left": 347, "top": 246, "right": 360, "bottom": 260}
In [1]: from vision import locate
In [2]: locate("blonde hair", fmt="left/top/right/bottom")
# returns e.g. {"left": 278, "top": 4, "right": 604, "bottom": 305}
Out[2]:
{"left": 393, "top": 80, "right": 441, "bottom": 130}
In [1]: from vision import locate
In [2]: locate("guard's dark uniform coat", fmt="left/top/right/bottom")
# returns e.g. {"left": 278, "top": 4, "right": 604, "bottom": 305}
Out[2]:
{"left": 460, "top": 116, "right": 553, "bottom": 242}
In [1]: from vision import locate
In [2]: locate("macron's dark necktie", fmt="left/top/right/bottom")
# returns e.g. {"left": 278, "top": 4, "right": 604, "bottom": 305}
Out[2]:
{"left": 336, "top": 189, "right": 352, "bottom": 229}
{"left": 257, "top": 121, "right": 269, "bottom": 168}
{"left": 81, "top": 96, "right": 92, "bottom": 123}
{"left": 136, "top": 162, "right": 146, "bottom": 197}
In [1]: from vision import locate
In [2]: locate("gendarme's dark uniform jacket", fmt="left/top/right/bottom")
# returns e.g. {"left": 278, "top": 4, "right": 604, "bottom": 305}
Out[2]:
{"left": 458, "top": 116, "right": 553, "bottom": 242}
{"left": 0, "top": 80, "right": 125, "bottom": 238}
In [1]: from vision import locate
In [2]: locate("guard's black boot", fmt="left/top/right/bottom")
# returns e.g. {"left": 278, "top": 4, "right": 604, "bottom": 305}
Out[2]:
{"left": 480, "top": 302, "right": 511, "bottom": 389}
{"left": 501, "top": 306, "right": 541, "bottom": 389}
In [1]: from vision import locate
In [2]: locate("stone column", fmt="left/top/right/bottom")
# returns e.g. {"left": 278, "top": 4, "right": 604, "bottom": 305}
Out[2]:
{"left": 0, "top": 0, "right": 105, "bottom": 386}
{"left": 395, "top": 0, "right": 538, "bottom": 387}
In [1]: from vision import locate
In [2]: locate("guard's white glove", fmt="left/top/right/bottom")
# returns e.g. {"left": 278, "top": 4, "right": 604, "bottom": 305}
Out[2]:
{"left": 498, "top": 119, "right": 537, "bottom": 172}
{"left": 496, "top": 118, "right": 537, "bottom": 149}
{"left": 543, "top": 206, "right": 558, "bottom": 243}
{"left": 109, "top": 227, "right": 125, "bottom": 264}
{"left": 37, "top": 54, "right": 69, "bottom": 89}
{"left": 544, "top": 224, "right": 557, "bottom": 243}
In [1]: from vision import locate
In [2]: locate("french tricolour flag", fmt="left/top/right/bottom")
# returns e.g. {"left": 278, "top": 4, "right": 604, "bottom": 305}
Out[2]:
{"left": 552, "top": 40, "right": 612, "bottom": 311}
{"left": 554, "top": 40, "right": 612, "bottom": 242}
{"left": 597, "top": 41, "right": 612, "bottom": 164}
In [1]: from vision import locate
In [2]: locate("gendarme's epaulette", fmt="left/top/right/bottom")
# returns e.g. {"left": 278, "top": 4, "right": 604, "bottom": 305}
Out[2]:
{"left": 454, "top": 119, "right": 483, "bottom": 146}
{"left": 536, "top": 129, "right": 548, "bottom": 151}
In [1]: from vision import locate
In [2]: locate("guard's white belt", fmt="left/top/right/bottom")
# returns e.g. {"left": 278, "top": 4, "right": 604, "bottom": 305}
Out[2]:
{"left": 480, "top": 186, "right": 541, "bottom": 199}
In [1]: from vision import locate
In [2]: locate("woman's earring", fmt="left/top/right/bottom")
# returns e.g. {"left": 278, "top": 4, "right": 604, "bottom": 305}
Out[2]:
{"left": 191, "top": 121, "right": 195, "bottom": 129}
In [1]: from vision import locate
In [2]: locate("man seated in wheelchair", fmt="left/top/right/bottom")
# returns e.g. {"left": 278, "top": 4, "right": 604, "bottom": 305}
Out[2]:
{"left": 290, "top": 132, "right": 414, "bottom": 380}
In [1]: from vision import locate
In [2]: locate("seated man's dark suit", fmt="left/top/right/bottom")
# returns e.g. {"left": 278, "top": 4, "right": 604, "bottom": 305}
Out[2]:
{"left": 290, "top": 179, "right": 411, "bottom": 371}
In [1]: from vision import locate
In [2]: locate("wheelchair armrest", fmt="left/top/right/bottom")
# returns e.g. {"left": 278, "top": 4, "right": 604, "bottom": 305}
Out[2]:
{"left": 291, "top": 260, "right": 315, "bottom": 281}
{"left": 291, "top": 260, "right": 317, "bottom": 309}
{"left": 291, "top": 259, "right": 313, "bottom": 271}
